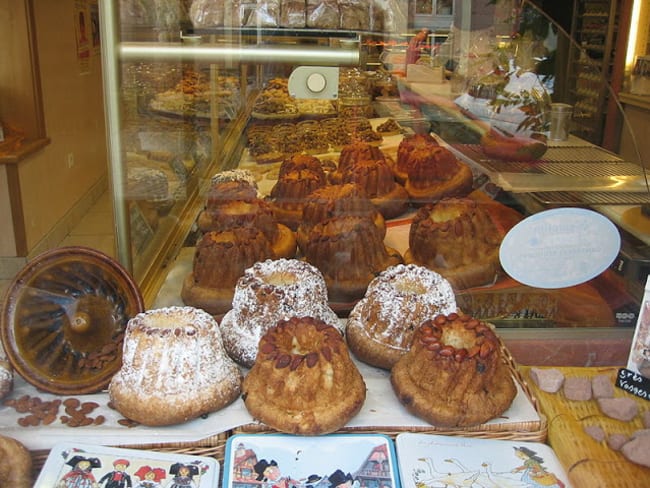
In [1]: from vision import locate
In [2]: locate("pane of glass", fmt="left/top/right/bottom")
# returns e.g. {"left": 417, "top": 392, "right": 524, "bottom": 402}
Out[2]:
{"left": 416, "top": 1, "right": 433, "bottom": 15}
{"left": 101, "top": 0, "right": 645, "bottom": 333}
{"left": 436, "top": 0, "right": 453, "bottom": 16}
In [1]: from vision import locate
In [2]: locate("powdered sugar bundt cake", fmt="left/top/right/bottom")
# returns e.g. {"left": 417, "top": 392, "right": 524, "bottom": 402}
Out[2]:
{"left": 219, "top": 259, "right": 341, "bottom": 368}
{"left": 181, "top": 227, "right": 275, "bottom": 315}
{"left": 301, "top": 215, "right": 403, "bottom": 303}
{"left": 346, "top": 264, "right": 457, "bottom": 370}
{"left": 242, "top": 316, "right": 366, "bottom": 435}
{"left": 109, "top": 306, "right": 242, "bottom": 426}
{"left": 405, "top": 197, "right": 503, "bottom": 290}
{"left": 296, "top": 183, "right": 385, "bottom": 251}
{"left": 391, "top": 312, "right": 516, "bottom": 427}
{"left": 210, "top": 168, "right": 259, "bottom": 188}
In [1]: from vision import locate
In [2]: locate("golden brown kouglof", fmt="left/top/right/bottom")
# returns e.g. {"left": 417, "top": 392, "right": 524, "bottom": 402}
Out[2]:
{"left": 301, "top": 215, "right": 403, "bottom": 303}
{"left": 392, "top": 133, "right": 440, "bottom": 183}
{"left": 296, "top": 183, "right": 385, "bottom": 250}
{"left": 402, "top": 146, "right": 474, "bottom": 205}
{"left": 341, "top": 159, "right": 409, "bottom": 219}
{"left": 267, "top": 157, "right": 329, "bottom": 230}
{"left": 391, "top": 313, "right": 516, "bottom": 427}
{"left": 181, "top": 227, "right": 276, "bottom": 315}
{"left": 0, "top": 435, "right": 32, "bottom": 488}
{"left": 242, "top": 316, "right": 366, "bottom": 435}
{"left": 405, "top": 197, "right": 503, "bottom": 290}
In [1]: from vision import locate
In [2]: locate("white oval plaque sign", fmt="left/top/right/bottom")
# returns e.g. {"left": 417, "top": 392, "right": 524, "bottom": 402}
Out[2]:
{"left": 499, "top": 207, "right": 621, "bottom": 289}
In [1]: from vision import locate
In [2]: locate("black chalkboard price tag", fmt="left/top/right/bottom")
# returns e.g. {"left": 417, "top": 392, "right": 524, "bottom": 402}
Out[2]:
{"left": 616, "top": 368, "right": 650, "bottom": 401}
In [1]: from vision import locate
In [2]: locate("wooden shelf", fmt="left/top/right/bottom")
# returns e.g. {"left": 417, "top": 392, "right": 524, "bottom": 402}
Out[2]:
{"left": 0, "top": 137, "right": 50, "bottom": 165}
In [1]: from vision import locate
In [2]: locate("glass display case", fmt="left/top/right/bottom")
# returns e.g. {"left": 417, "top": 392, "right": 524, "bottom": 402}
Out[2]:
{"left": 98, "top": 1, "right": 646, "bottom": 354}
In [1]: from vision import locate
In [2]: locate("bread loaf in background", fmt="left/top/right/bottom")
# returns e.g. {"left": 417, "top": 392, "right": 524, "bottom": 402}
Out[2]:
{"left": 189, "top": 0, "right": 406, "bottom": 33}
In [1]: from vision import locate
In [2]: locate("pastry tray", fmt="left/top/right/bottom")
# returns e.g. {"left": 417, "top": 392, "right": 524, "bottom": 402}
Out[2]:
{"left": 449, "top": 140, "right": 650, "bottom": 195}
{"left": 521, "top": 366, "right": 650, "bottom": 487}
{"left": 234, "top": 342, "right": 547, "bottom": 443}
{"left": 2, "top": 342, "right": 545, "bottom": 453}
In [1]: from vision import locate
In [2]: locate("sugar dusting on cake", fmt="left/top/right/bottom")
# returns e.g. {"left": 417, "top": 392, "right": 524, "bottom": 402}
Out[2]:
{"left": 220, "top": 258, "right": 341, "bottom": 367}
{"left": 347, "top": 264, "right": 457, "bottom": 346}
{"left": 211, "top": 169, "right": 258, "bottom": 189}
{"left": 111, "top": 306, "right": 241, "bottom": 396}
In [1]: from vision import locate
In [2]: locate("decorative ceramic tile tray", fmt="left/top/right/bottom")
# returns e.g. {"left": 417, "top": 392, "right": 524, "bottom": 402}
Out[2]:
{"left": 223, "top": 434, "right": 398, "bottom": 488}
{"left": 35, "top": 442, "right": 219, "bottom": 488}
{"left": 395, "top": 433, "right": 571, "bottom": 488}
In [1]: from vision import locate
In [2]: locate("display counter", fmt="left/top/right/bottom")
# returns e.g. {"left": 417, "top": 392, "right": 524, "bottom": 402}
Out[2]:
{"left": 6, "top": 364, "right": 649, "bottom": 486}
{"left": 4, "top": 3, "right": 650, "bottom": 485}
{"left": 522, "top": 366, "right": 650, "bottom": 487}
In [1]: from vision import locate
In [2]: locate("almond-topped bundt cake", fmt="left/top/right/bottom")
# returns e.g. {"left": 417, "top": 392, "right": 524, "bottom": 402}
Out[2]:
{"left": 242, "top": 316, "right": 366, "bottom": 435}
{"left": 346, "top": 264, "right": 457, "bottom": 370}
{"left": 393, "top": 133, "right": 440, "bottom": 183}
{"left": 403, "top": 146, "right": 474, "bottom": 204}
{"left": 109, "top": 306, "right": 242, "bottom": 426}
{"left": 301, "top": 215, "right": 403, "bottom": 303}
{"left": 405, "top": 197, "right": 503, "bottom": 290}
{"left": 341, "top": 158, "right": 409, "bottom": 219}
{"left": 391, "top": 313, "right": 516, "bottom": 427}
{"left": 181, "top": 227, "right": 275, "bottom": 315}
{"left": 267, "top": 162, "right": 328, "bottom": 231}
{"left": 219, "top": 259, "right": 341, "bottom": 368}
{"left": 296, "top": 183, "right": 385, "bottom": 251}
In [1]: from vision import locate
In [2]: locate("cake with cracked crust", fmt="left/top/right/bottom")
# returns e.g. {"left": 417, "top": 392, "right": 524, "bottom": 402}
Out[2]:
{"left": 219, "top": 259, "right": 341, "bottom": 368}
{"left": 391, "top": 312, "right": 516, "bottom": 427}
{"left": 346, "top": 264, "right": 457, "bottom": 370}
{"left": 242, "top": 316, "right": 366, "bottom": 435}
{"left": 108, "top": 306, "right": 242, "bottom": 426}
{"left": 405, "top": 197, "right": 503, "bottom": 290}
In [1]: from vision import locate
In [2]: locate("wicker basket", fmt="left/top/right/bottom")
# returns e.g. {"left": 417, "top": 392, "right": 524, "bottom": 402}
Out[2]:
{"left": 236, "top": 344, "right": 547, "bottom": 443}
{"left": 521, "top": 366, "right": 650, "bottom": 488}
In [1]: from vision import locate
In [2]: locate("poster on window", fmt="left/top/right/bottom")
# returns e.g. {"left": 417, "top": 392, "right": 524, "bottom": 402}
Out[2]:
{"left": 89, "top": 0, "right": 100, "bottom": 55}
{"left": 74, "top": 0, "right": 91, "bottom": 74}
